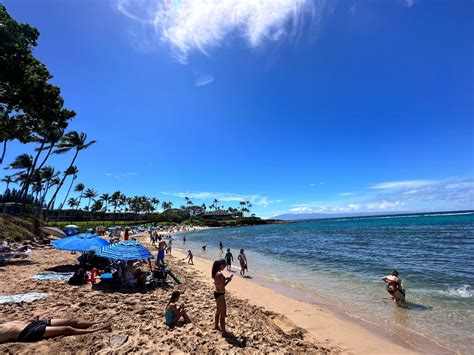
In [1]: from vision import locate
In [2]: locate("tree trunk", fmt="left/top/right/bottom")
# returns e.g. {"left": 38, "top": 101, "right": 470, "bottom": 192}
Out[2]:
{"left": 21, "top": 142, "right": 45, "bottom": 197}
{"left": 0, "top": 140, "right": 7, "bottom": 165}
{"left": 59, "top": 175, "right": 76, "bottom": 210}
{"left": 47, "top": 150, "right": 79, "bottom": 210}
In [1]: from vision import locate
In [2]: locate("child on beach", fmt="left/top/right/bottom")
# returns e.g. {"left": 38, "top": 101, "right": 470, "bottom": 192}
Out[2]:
{"left": 186, "top": 250, "right": 194, "bottom": 265}
{"left": 164, "top": 291, "right": 192, "bottom": 327}
{"left": 202, "top": 243, "right": 207, "bottom": 252}
{"left": 225, "top": 248, "right": 233, "bottom": 271}
{"left": 238, "top": 249, "right": 248, "bottom": 276}
{"left": 212, "top": 259, "right": 233, "bottom": 335}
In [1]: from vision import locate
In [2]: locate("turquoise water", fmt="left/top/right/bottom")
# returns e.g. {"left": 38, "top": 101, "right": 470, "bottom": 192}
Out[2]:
{"left": 176, "top": 212, "right": 474, "bottom": 353}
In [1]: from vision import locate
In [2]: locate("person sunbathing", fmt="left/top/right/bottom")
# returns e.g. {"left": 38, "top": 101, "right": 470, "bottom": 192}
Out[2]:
{"left": 0, "top": 318, "right": 111, "bottom": 343}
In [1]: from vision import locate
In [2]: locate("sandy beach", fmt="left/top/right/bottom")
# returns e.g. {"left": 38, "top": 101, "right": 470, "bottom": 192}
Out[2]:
{"left": 0, "top": 230, "right": 424, "bottom": 354}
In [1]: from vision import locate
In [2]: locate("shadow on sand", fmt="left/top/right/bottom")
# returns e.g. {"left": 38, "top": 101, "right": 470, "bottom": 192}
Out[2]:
{"left": 45, "top": 264, "right": 77, "bottom": 273}
{"left": 92, "top": 281, "right": 171, "bottom": 294}
{"left": 224, "top": 332, "right": 248, "bottom": 348}
{"left": 401, "top": 301, "right": 433, "bottom": 311}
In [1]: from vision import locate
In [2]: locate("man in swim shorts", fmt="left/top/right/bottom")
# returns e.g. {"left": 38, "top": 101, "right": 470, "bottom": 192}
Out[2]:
{"left": 157, "top": 236, "right": 168, "bottom": 265}
{"left": 0, "top": 318, "right": 110, "bottom": 343}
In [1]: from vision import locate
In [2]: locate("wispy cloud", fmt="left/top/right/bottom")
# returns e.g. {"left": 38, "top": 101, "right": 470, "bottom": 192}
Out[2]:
{"left": 338, "top": 192, "right": 354, "bottom": 196}
{"left": 405, "top": 0, "right": 415, "bottom": 8}
{"left": 290, "top": 177, "right": 474, "bottom": 214}
{"left": 195, "top": 74, "right": 214, "bottom": 86}
{"left": 105, "top": 172, "right": 138, "bottom": 179}
{"left": 289, "top": 200, "right": 405, "bottom": 214}
{"left": 161, "top": 191, "right": 278, "bottom": 207}
{"left": 115, "top": 0, "right": 325, "bottom": 63}
{"left": 370, "top": 180, "right": 434, "bottom": 190}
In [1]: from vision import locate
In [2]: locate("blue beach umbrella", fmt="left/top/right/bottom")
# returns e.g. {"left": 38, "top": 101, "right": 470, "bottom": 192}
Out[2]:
{"left": 108, "top": 226, "right": 120, "bottom": 231}
{"left": 63, "top": 228, "right": 78, "bottom": 236}
{"left": 96, "top": 240, "right": 153, "bottom": 261}
{"left": 52, "top": 233, "right": 110, "bottom": 252}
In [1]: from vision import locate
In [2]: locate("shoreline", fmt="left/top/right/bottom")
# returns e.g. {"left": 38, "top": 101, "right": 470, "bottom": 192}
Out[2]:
{"left": 0, "top": 226, "right": 453, "bottom": 353}
{"left": 170, "top": 247, "right": 445, "bottom": 354}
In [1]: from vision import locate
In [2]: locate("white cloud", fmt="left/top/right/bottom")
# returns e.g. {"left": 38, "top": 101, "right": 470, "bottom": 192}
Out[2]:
{"left": 405, "top": 0, "right": 415, "bottom": 8}
{"left": 338, "top": 192, "right": 353, "bottom": 196}
{"left": 370, "top": 180, "right": 434, "bottom": 190}
{"left": 105, "top": 172, "right": 138, "bottom": 178}
{"left": 161, "top": 191, "right": 277, "bottom": 207}
{"left": 195, "top": 74, "right": 215, "bottom": 86}
{"left": 115, "top": 0, "right": 323, "bottom": 62}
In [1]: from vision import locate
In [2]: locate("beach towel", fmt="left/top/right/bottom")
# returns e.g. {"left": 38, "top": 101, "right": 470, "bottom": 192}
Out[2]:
{"left": 0, "top": 292, "right": 48, "bottom": 304}
{"left": 33, "top": 273, "right": 73, "bottom": 281}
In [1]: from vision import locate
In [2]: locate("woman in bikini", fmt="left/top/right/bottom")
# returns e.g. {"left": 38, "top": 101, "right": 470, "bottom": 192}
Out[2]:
{"left": 212, "top": 259, "right": 233, "bottom": 335}
{"left": 237, "top": 249, "right": 248, "bottom": 276}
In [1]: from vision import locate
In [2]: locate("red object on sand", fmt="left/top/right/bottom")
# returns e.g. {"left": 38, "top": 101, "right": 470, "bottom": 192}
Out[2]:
{"left": 87, "top": 268, "right": 97, "bottom": 283}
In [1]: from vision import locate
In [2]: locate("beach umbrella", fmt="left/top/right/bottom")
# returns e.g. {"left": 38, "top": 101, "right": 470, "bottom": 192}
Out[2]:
{"left": 64, "top": 224, "right": 80, "bottom": 229}
{"left": 96, "top": 240, "right": 153, "bottom": 261}
{"left": 107, "top": 226, "right": 120, "bottom": 231}
{"left": 52, "top": 233, "right": 110, "bottom": 252}
{"left": 40, "top": 227, "right": 67, "bottom": 238}
{"left": 63, "top": 228, "right": 79, "bottom": 236}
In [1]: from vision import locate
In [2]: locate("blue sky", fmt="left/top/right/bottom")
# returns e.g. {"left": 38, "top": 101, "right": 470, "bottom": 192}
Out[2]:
{"left": 2, "top": 0, "right": 473, "bottom": 218}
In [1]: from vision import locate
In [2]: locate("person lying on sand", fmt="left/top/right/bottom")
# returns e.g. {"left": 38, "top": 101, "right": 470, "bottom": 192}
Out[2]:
{"left": 0, "top": 318, "right": 111, "bottom": 343}
{"left": 165, "top": 291, "right": 192, "bottom": 327}
{"left": 212, "top": 259, "right": 233, "bottom": 335}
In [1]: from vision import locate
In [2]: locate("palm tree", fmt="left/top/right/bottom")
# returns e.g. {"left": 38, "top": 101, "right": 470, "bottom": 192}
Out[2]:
{"left": 213, "top": 199, "right": 219, "bottom": 211}
{"left": 58, "top": 166, "right": 78, "bottom": 210}
{"left": 150, "top": 197, "right": 160, "bottom": 211}
{"left": 38, "top": 166, "right": 59, "bottom": 205}
{"left": 47, "top": 131, "right": 96, "bottom": 209}
{"left": 84, "top": 188, "right": 98, "bottom": 211}
{"left": 67, "top": 197, "right": 79, "bottom": 209}
{"left": 201, "top": 203, "right": 206, "bottom": 212}
{"left": 74, "top": 183, "right": 85, "bottom": 209}
{"left": 110, "top": 190, "right": 121, "bottom": 222}
{"left": 1, "top": 175, "right": 13, "bottom": 190}
{"left": 100, "top": 193, "right": 110, "bottom": 212}
{"left": 20, "top": 128, "right": 64, "bottom": 197}
{"left": 7, "top": 154, "right": 33, "bottom": 190}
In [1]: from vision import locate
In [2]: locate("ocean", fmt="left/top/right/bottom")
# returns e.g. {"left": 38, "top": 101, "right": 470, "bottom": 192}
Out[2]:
{"left": 174, "top": 211, "right": 474, "bottom": 353}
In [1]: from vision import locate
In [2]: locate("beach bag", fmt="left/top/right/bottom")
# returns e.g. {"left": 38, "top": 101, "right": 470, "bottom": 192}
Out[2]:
{"left": 68, "top": 268, "right": 87, "bottom": 285}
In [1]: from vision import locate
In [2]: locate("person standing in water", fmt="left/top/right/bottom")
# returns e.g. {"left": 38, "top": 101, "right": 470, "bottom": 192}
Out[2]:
{"left": 238, "top": 249, "right": 248, "bottom": 276}
{"left": 224, "top": 248, "right": 233, "bottom": 272}
{"left": 382, "top": 270, "right": 405, "bottom": 303}
{"left": 212, "top": 259, "right": 233, "bottom": 335}
{"left": 183, "top": 235, "right": 186, "bottom": 244}
{"left": 219, "top": 241, "right": 224, "bottom": 253}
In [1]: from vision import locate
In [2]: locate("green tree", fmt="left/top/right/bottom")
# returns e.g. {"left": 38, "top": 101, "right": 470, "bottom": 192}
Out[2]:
{"left": 47, "top": 131, "right": 95, "bottom": 209}
{"left": 58, "top": 165, "right": 78, "bottom": 210}
{"left": 0, "top": 5, "right": 75, "bottom": 164}
{"left": 74, "top": 183, "right": 85, "bottom": 209}
{"left": 67, "top": 197, "right": 79, "bottom": 209}
{"left": 100, "top": 193, "right": 110, "bottom": 212}
{"left": 84, "top": 188, "right": 98, "bottom": 211}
